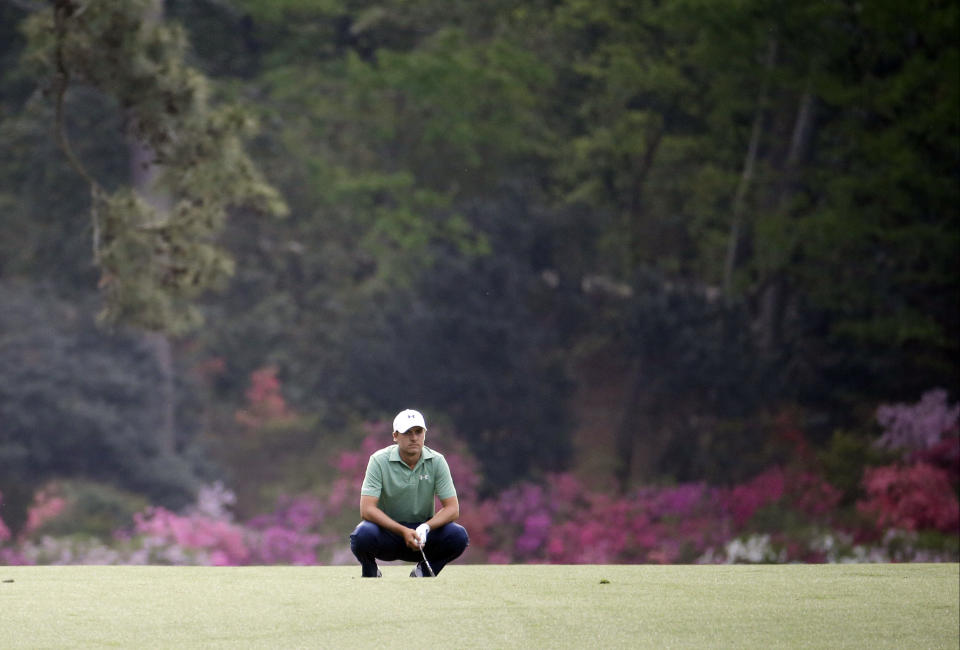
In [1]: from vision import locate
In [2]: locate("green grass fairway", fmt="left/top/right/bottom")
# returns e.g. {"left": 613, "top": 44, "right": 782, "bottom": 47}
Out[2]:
{"left": 1, "top": 564, "right": 957, "bottom": 648}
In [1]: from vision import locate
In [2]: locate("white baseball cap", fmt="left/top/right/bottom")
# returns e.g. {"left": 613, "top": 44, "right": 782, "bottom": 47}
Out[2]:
{"left": 393, "top": 409, "right": 427, "bottom": 433}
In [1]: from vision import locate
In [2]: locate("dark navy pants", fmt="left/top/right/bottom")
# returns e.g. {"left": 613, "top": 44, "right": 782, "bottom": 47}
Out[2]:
{"left": 350, "top": 520, "right": 469, "bottom": 577}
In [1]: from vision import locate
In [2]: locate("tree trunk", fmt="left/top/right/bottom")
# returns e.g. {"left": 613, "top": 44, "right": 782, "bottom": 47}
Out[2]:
{"left": 613, "top": 357, "right": 645, "bottom": 492}
{"left": 141, "top": 330, "right": 177, "bottom": 454}
{"left": 130, "top": 0, "right": 176, "bottom": 455}
{"left": 723, "top": 37, "right": 778, "bottom": 304}
{"left": 611, "top": 124, "right": 666, "bottom": 491}
{"left": 757, "top": 86, "right": 816, "bottom": 353}
{"left": 624, "top": 124, "right": 665, "bottom": 275}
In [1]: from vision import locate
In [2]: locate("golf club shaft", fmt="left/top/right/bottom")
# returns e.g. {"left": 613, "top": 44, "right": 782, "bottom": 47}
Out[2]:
{"left": 420, "top": 545, "right": 435, "bottom": 577}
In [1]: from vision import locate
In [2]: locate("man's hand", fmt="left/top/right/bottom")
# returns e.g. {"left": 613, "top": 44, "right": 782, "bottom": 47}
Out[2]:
{"left": 402, "top": 527, "right": 422, "bottom": 550}
{"left": 415, "top": 523, "right": 430, "bottom": 548}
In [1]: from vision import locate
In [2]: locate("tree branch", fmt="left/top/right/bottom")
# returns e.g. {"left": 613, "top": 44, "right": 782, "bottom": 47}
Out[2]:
{"left": 52, "top": 0, "right": 103, "bottom": 258}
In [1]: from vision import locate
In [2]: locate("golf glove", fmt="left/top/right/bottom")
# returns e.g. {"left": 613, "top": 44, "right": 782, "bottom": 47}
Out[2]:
{"left": 415, "top": 523, "right": 430, "bottom": 547}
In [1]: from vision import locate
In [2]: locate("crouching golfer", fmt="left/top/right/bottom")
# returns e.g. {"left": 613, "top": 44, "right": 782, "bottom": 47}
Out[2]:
{"left": 350, "top": 409, "right": 469, "bottom": 577}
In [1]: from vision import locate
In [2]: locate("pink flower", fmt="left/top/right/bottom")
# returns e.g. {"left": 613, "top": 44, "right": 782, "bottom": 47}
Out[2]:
{"left": 0, "top": 547, "right": 30, "bottom": 565}
{"left": 728, "top": 467, "right": 785, "bottom": 527}
{"left": 209, "top": 551, "right": 231, "bottom": 566}
{"left": 876, "top": 389, "right": 959, "bottom": 452}
{"left": 486, "top": 551, "right": 511, "bottom": 564}
{"left": 859, "top": 462, "right": 960, "bottom": 533}
{"left": 22, "top": 487, "right": 67, "bottom": 537}
{"left": 515, "top": 513, "right": 551, "bottom": 555}
{"left": 133, "top": 505, "right": 251, "bottom": 565}
{"left": 0, "top": 491, "right": 10, "bottom": 543}
{"left": 235, "top": 367, "right": 294, "bottom": 427}
{"left": 791, "top": 472, "right": 843, "bottom": 520}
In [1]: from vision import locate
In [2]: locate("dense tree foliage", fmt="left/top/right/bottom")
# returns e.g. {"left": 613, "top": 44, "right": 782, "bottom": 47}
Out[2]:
{"left": 19, "top": 0, "right": 285, "bottom": 333}
{"left": 0, "top": 0, "right": 955, "bottom": 510}
{"left": 0, "top": 284, "right": 210, "bottom": 532}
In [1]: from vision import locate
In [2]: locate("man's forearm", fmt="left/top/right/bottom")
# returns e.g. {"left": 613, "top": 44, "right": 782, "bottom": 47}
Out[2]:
{"left": 361, "top": 503, "right": 406, "bottom": 536}
{"left": 426, "top": 503, "right": 459, "bottom": 530}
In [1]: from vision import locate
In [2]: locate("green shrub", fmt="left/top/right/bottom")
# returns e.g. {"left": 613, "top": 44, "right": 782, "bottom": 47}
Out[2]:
{"left": 28, "top": 481, "right": 149, "bottom": 540}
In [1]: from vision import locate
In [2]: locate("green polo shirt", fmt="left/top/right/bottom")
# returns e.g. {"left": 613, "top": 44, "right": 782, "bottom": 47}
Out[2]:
{"left": 360, "top": 444, "right": 457, "bottom": 523}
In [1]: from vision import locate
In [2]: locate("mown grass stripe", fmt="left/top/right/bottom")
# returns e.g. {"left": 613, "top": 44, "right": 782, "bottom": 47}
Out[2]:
{"left": 0, "top": 564, "right": 956, "bottom": 649}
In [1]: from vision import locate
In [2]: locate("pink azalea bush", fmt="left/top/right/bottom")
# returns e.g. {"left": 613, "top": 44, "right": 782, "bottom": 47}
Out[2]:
{"left": 245, "top": 495, "right": 328, "bottom": 564}
{"left": 0, "top": 492, "right": 10, "bottom": 544}
{"left": 0, "top": 484, "right": 68, "bottom": 547}
{"left": 3, "top": 390, "right": 958, "bottom": 566}
{"left": 0, "top": 491, "right": 26, "bottom": 565}
{"left": 234, "top": 366, "right": 295, "bottom": 428}
{"left": 133, "top": 505, "right": 250, "bottom": 565}
{"left": 467, "top": 467, "right": 844, "bottom": 565}
{"left": 21, "top": 485, "right": 67, "bottom": 537}
{"left": 326, "top": 424, "right": 386, "bottom": 515}
{"left": 858, "top": 463, "right": 959, "bottom": 533}
{"left": 875, "top": 388, "right": 959, "bottom": 452}
{"left": 128, "top": 485, "right": 333, "bottom": 566}
{"left": 856, "top": 389, "right": 960, "bottom": 540}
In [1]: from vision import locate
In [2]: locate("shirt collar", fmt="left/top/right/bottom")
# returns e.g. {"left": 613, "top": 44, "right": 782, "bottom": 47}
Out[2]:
{"left": 389, "top": 444, "right": 436, "bottom": 464}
